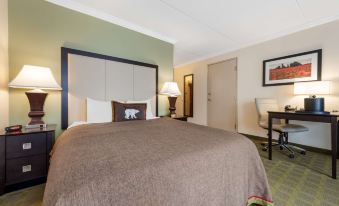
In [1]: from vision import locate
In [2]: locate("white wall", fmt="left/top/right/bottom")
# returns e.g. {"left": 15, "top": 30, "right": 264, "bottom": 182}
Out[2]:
{"left": 0, "top": 0, "right": 9, "bottom": 129}
{"left": 175, "top": 19, "right": 339, "bottom": 150}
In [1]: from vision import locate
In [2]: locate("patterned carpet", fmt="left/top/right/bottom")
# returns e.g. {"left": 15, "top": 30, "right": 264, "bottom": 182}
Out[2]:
{"left": 254, "top": 140, "right": 339, "bottom": 206}
{"left": 0, "top": 184, "right": 44, "bottom": 206}
{"left": 0, "top": 139, "right": 338, "bottom": 206}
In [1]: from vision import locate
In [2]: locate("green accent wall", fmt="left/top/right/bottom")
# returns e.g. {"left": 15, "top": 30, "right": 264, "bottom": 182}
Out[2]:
{"left": 9, "top": 0, "right": 173, "bottom": 136}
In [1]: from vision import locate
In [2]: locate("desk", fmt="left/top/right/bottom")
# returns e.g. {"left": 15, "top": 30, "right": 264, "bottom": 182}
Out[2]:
{"left": 267, "top": 111, "right": 339, "bottom": 179}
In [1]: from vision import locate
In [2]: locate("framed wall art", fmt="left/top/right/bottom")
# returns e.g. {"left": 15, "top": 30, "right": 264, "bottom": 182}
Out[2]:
{"left": 263, "top": 49, "right": 322, "bottom": 86}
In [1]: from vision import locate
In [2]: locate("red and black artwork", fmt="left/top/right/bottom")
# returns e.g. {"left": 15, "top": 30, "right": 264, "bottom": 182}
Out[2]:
{"left": 263, "top": 49, "right": 322, "bottom": 86}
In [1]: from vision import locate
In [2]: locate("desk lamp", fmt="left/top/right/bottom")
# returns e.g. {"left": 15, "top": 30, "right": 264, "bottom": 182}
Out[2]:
{"left": 160, "top": 82, "right": 181, "bottom": 117}
{"left": 294, "top": 81, "right": 330, "bottom": 114}
{"left": 9, "top": 65, "right": 62, "bottom": 126}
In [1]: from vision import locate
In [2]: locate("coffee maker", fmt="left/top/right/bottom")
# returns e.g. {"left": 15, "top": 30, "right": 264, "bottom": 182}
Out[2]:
{"left": 294, "top": 81, "right": 330, "bottom": 114}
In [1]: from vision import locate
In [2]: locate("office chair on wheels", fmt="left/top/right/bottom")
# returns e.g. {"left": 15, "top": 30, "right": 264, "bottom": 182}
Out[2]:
{"left": 255, "top": 98, "right": 309, "bottom": 158}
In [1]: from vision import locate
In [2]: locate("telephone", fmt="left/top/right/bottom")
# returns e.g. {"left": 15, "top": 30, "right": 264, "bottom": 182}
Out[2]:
{"left": 284, "top": 105, "right": 297, "bottom": 112}
{"left": 5, "top": 125, "right": 22, "bottom": 133}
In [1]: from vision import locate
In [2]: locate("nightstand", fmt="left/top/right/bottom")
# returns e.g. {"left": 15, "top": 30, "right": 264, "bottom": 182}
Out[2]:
{"left": 171, "top": 116, "right": 188, "bottom": 122}
{"left": 0, "top": 125, "right": 56, "bottom": 194}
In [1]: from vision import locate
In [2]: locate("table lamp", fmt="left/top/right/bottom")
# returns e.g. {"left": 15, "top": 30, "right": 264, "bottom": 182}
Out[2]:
{"left": 294, "top": 81, "right": 330, "bottom": 114}
{"left": 9, "top": 65, "right": 62, "bottom": 126}
{"left": 160, "top": 82, "right": 181, "bottom": 117}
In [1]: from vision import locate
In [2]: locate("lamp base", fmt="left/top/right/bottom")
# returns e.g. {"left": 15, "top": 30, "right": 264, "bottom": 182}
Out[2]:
{"left": 25, "top": 89, "right": 48, "bottom": 125}
{"left": 168, "top": 96, "right": 177, "bottom": 116}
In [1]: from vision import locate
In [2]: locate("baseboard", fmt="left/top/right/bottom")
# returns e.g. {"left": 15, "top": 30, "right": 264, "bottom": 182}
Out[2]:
{"left": 241, "top": 133, "right": 331, "bottom": 155}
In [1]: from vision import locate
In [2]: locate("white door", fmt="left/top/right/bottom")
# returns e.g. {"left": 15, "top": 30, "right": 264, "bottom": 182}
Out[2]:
{"left": 207, "top": 58, "right": 237, "bottom": 131}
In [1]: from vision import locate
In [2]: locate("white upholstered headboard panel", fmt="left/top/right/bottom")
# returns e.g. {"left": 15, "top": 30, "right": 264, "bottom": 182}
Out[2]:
{"left": 61, "top": 48, "right": 158, "bottom": 129}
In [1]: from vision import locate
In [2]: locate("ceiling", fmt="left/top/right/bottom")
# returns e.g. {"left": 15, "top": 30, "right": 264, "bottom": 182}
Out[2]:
{"left": 47, "top": 0, "right": 339, "bottom": 67}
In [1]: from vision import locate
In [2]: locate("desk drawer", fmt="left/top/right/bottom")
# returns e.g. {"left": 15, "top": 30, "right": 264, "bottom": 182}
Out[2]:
{"left": 6, "top": 155, "right": 46, "bottom": 185}
{"left": 6, "top": 133, "right": 46, "bottom": 159}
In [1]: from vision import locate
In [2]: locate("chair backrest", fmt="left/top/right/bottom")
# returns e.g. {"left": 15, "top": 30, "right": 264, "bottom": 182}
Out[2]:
{"left": 255, "top": 98, "right": 280, "bottom": 126}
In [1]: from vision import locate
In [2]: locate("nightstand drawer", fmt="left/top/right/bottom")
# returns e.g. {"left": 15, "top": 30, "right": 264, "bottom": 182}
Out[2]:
{"left": 6, "top": 155, "right": 46, "bottom": 185}
{"left": 6, "top": 133, "right": 46, "bottom": 159}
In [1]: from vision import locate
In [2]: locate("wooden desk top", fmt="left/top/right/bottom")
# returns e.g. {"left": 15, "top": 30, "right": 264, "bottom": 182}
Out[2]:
{"left": 268, "top": 111, "right": 339, "bottom": 117}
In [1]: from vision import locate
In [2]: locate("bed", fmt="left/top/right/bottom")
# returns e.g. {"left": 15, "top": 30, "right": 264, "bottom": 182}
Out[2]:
{"left": 43, "top": 118, "right": 272, "bottom": 206}
{"left": 43, "top": 48, "right": 272, "bottom": 205}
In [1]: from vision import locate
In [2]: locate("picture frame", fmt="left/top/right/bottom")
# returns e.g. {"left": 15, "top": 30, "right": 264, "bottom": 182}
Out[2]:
{"left": 263, "top": 49, "right": 322, "bottom": 86}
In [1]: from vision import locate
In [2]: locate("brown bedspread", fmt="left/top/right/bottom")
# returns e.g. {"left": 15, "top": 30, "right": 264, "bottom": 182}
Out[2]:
{"left": 43, "top": 118, "right": 273, "bottom": 206}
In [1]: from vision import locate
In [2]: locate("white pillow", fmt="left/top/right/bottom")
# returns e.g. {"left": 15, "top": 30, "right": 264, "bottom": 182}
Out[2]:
{"left": 126, "top": 99, "right": 155, "bottom": 119}
{"left": 68, "top": 121, "right": 88, "bottom": 129}
{"left": 86, "top": 98, "right": 112, "bottom": 123}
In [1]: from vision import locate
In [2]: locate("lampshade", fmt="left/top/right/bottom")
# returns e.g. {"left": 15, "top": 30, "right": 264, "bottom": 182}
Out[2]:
{"left": 294, "top": 81, "right": 330, "bottom": 95}
{"left": 160, "top": 82, "right": 181, "bottom": 97}
{"left": 9, "top": 65, "right": 62, "bottom": 90}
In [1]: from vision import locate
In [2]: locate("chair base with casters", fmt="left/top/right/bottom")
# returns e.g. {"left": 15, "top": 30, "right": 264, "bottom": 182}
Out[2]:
{"left": 255, "top": 98, "right": 309, "bottom": 158}
{"left": 261, "top": 132, "right": 306, "bottom": 158}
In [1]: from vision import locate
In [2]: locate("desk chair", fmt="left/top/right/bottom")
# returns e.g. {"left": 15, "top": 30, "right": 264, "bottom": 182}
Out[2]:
{"left": 255, "top": 98, "right": 308, "bottom": 158}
